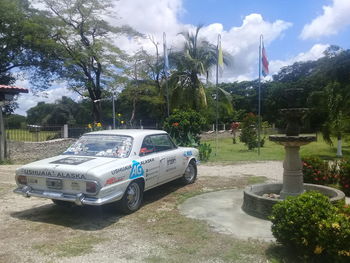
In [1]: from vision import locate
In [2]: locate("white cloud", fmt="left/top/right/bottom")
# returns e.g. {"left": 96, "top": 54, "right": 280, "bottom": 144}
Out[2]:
{"left": 112, "top": 10, "right": 292, "bottom": 81}
{"left": 269, "top": 44, "right": 329, "bottom": 75}
{"left": 300, "top": 0, "right": 350, "bottom": 40}
{"left": 108, "top": 0, "right": 186, "bottom": 54}
{"left": 109, "top": 2, "right": 292, "bottom": 81}
{"left": 197, "top": 14, "right": 292, "bottom": 82}
{"left": 14, "top": 79, "right": 80, "bottom": 116}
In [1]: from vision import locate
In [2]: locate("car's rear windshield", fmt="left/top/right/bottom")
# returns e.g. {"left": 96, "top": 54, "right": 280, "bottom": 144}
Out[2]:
{"left": 63, "top": 135, "right": 133, "bottom": 158}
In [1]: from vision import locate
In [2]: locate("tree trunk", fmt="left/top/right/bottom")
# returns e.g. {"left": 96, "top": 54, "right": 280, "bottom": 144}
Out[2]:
{"left": 92, "top": 100, "right": 102, "bottom": 123}
{"left": 336, "top": 134, "right": 342, "bottom": 157}
{"left": 129, "top": 97, "right": 136, "bottom": 127}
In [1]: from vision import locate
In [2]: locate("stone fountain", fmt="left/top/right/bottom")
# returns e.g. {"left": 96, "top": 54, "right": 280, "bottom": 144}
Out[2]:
{"left": 242, "top": 88, "right": 345, "bottom": 219}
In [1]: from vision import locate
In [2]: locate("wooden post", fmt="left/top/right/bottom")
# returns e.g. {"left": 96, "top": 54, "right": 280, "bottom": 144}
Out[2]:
{"left": 0, "top": 105, "right": 5, "bottom": 161}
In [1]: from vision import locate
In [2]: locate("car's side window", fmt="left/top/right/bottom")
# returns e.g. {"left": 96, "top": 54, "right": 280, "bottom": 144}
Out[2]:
{"left": 151, "top": 134, "right": 175, "bottom": 152}
{"left": 140, "top": 136, "right": 155, "bottom": 156}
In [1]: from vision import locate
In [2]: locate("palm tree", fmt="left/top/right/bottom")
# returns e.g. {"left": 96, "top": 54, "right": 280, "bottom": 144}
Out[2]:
{"left": 168, "top": 26, "right": 230, "bottom": 111}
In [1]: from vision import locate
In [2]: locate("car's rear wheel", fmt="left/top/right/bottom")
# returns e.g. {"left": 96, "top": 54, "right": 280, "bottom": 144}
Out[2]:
{"left": 52, "top": 199, "right": 74, "bottom": 208}
{"left": 119, "top": 181, "right": 143, "bottom": 214}
{"left": 181, "top": 160, "right": 197, "bottom": 184}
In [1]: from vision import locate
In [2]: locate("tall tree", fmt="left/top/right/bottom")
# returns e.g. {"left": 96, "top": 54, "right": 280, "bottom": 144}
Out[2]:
{"left": 0, "top": 0, "right": 58, "bottom": 86}
{"left": 41, "top": 0, "right": 139, "bottom": 122}
{"left": 169, "top": 26, "right": 219, "bottom": 111}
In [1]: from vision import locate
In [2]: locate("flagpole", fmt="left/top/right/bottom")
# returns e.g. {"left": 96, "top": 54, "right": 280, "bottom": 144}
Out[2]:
{"left": 163, "top": 32, "right": 170, "bottom": 117}
{"left": 215, "top": 34, "right": 221, "bottom": 158}
{"left": 258, "top": 34, "right": 263, "bottom": 156}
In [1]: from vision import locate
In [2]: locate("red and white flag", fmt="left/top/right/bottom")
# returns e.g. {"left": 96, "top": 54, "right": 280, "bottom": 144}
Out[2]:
{"left": 261, "top": 43, "right": 269, "bottom": 77}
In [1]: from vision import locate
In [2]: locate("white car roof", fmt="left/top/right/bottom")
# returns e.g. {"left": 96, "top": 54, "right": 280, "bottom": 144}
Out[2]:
{"left": 85, "top": 129, "right": 167, "bottom": 139}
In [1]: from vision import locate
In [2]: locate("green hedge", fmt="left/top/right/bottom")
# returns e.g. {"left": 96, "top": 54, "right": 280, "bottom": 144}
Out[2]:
{"left": 270, "top": 192, "right": 350, "bottom": 262}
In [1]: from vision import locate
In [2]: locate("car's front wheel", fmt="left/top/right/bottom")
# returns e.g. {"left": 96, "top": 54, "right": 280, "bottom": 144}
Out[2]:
{"left": 119, "top": 181, "right": 143, "bottom": 214}
{"left": 181, "top": 160, "right": 197, "bottom": 184}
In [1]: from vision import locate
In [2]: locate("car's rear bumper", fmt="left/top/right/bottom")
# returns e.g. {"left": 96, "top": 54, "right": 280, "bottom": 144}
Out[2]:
{"left": 14, "top": 186, "right": 123, "bottom": 206}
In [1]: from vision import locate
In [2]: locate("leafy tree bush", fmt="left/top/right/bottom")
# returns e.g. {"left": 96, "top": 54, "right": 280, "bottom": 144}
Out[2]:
{"left": 163, "top": 109, "right": 206, "bottom": 146}
{"left": 270, "top": 191, "right": 350, "bottom": 262}
{"left": 239, "top": 112, "right": 258, "bottom": 150}
{"left": 5, "top": 114, "right": 26, "bottom": 129}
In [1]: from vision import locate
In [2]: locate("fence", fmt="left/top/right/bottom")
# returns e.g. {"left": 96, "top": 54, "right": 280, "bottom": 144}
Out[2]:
{"left": 6, "top": 125, "right": 63, "bottom": 142}
{"left": 5, "top": 123, "right": 161, "bottom": 142}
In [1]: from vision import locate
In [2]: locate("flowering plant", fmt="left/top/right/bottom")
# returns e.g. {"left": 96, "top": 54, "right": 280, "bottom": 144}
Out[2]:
{"left": 302, "top": 157, "right": 338, "bottom": 185}
{"left": 163, "top": 109, "right": 206, "bottom": 146}
{"left": 338, "top": 159, "right": 350, "bottom": 195}
{"left": 270, "top": 191, "right": 350, "bottom": 261}
{"left": 88, "top": 122, "right": 104, "bottom": 131}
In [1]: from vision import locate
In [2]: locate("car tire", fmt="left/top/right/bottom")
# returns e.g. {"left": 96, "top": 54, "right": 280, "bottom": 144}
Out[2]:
{"left": 119, "top": 181, "right": 144, "bottom": 214}
{"left": 52, "top": 199, "right": 74, "bottom": 208}
{"left": 181, "top": 160, "right": 197, "bottom": 185}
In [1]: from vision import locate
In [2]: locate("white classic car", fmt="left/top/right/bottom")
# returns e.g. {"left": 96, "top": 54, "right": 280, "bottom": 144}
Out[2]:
{"left": 14, "top": 129, "right": 199, "bottom": 213}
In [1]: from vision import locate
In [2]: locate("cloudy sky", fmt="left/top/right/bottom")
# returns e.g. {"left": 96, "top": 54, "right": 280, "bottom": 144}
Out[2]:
{"left": 15, "top": 0, "right": 350, "bottom": 115}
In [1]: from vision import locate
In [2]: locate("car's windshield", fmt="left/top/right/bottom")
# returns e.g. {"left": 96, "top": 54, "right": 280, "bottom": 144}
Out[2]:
{"left": 63, "top": 135, "right": 133, "bottom": 158}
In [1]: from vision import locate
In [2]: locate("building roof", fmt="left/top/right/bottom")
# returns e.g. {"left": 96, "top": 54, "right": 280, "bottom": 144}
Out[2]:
{"left": 0, "top": 85, "right": 29, "bottom": 94}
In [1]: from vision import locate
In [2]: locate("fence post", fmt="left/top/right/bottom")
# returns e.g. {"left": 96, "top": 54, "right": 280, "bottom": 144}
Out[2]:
{"left": 63, "top": 124, "right": 68, "bottom": 138}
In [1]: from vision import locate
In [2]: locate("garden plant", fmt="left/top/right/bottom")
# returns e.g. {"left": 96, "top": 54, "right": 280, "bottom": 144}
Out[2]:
{"left": 270, "top": 191, "right": 350, "bottom": 262}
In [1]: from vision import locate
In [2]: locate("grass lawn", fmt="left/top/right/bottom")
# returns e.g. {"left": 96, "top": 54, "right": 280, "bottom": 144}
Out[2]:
{"left": 204, "top": 134, "right": 350, "bottom": 163}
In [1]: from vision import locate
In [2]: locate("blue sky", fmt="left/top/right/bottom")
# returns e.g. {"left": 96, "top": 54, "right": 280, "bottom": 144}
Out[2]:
{"left": 15, "top": 0, "right": 350, "bottom": 115}
{"left": 181, "top": 0, "right": 350, "bottom": 62}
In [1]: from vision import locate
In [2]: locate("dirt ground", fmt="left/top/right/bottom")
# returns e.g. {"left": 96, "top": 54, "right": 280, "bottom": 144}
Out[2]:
{"left": 0, "top": 162, "right": 283, "bottom": 263}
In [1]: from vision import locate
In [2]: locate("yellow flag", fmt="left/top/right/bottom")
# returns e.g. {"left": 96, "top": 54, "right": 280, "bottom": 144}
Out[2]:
{"left": 218, "top": 41, "right": 224, "bottom": 69}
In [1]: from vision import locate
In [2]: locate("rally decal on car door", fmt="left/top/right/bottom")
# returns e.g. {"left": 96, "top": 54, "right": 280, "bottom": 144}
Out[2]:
{"left": 129, "top": 160, "right": 144, "bottom": 179}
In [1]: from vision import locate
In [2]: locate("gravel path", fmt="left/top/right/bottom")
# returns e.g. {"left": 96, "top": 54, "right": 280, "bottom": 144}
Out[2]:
{"left": 198, "top": 161, "right": 283, "bottom": 182}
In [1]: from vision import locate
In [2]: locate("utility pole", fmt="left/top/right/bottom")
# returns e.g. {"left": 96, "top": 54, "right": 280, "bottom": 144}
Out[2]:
{"left": 112, "top": 92, "right": 116, "bottom": 129}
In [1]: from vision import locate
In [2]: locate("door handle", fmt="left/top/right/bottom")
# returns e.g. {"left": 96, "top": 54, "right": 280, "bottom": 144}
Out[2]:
{"left": 160, "top": 158, "right": 165, "bottom": 162}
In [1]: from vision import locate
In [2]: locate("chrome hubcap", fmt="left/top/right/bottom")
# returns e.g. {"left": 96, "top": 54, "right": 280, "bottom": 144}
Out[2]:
{"left": 184, "top": 163, "right": 195, "bottom": 181}
{"left": 127, "top": 183, "right": 140, "bottom": 209}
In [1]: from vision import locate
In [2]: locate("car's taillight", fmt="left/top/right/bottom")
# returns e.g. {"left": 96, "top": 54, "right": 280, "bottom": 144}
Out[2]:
{"left": 86, "top": 181, "right": 98, "bottom": 193}
{"left": 17, "top": 175, "right": 27, "bottom": 185}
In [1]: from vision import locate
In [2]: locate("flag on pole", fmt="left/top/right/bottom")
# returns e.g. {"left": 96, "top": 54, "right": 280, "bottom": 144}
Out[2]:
{"left": 261, "top": 42, "right": 269, "bottom": 77}
{"left": 218, "top": 35, "right": 224, "bottom": 76}
{"left": 163, "top": 32, "right": 169, "bottom": 77}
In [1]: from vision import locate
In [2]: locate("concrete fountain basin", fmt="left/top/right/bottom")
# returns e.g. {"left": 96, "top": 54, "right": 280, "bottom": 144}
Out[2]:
{"left": 242, "top": 183, "right": 345, "bottom": 220}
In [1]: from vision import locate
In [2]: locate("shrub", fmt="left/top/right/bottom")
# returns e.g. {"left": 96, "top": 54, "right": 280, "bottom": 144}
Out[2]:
{"left": 338, "top": 159, "right": 350, "bottom": 195}
{"left": 270, "top": 191, "right": 350, "bottom": 262}
{"left": 239, "top": 113, "right": 258, "bottom": 150}
{"left": 163, "top": 109, "right": 206, "bottom": 146}
{"left": 302, "top": 157, "right": 337, "bottom": 185}
{"left": 198, "top": 143, "right": 212, "bottom": 162}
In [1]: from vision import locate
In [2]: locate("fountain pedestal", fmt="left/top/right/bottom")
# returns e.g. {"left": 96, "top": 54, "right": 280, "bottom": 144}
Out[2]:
{"left": 281, "top": 146, "right": 304, "bottom": 198}
{"left": 269, "top": 135, "right": 316, "bottom": 198}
